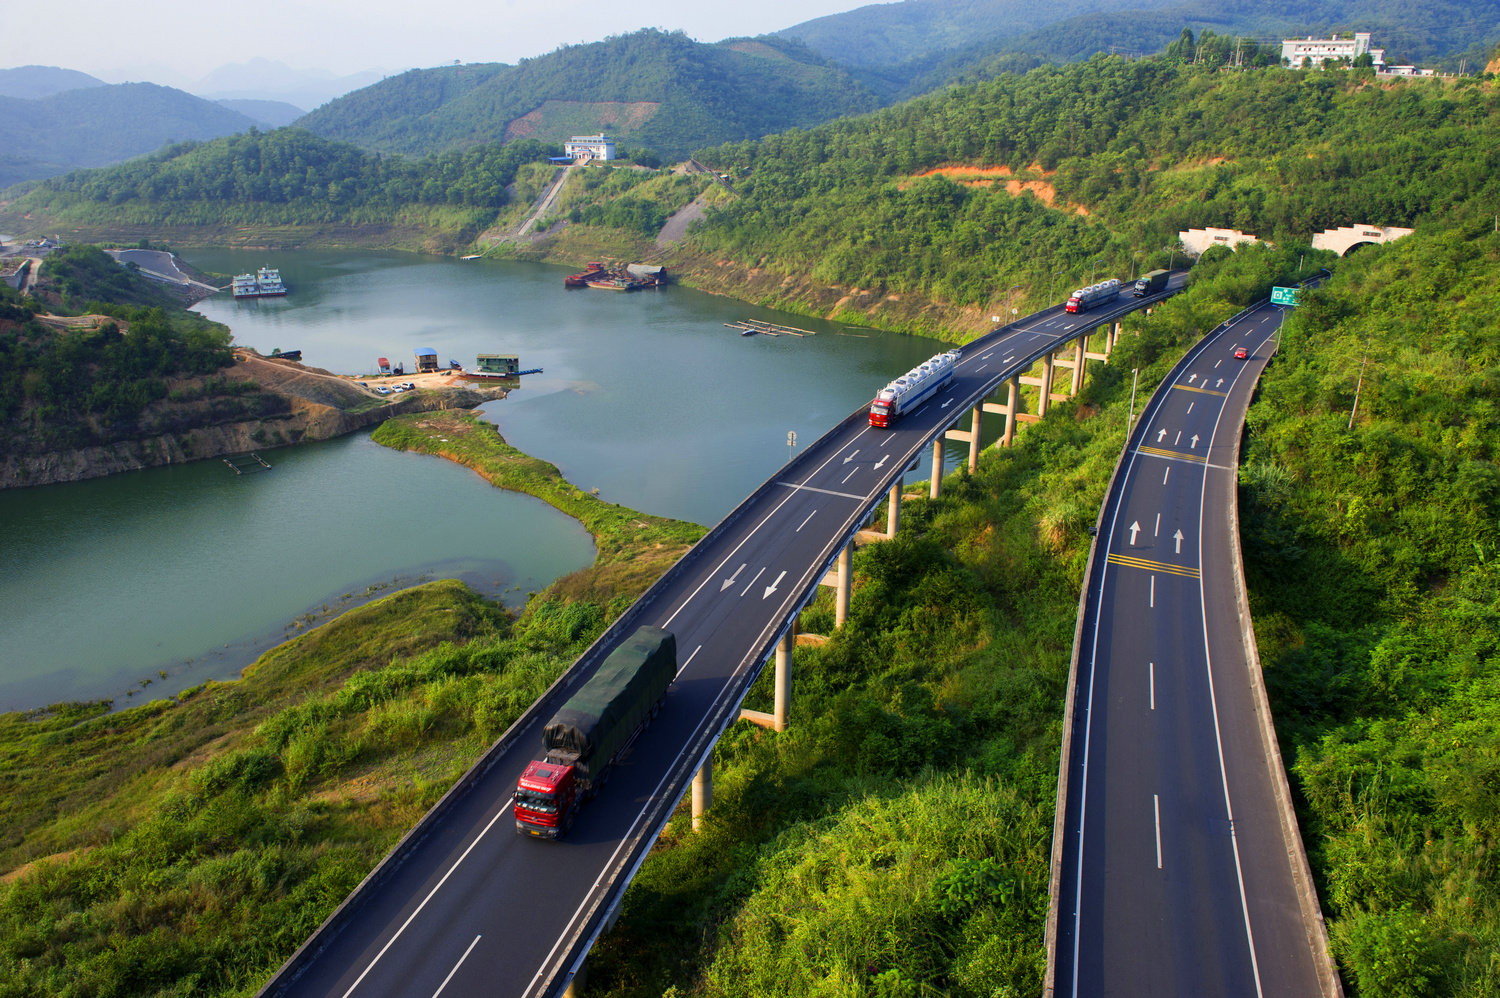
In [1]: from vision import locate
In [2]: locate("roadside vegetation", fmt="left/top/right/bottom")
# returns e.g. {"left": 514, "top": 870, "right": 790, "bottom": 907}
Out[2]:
{"left": 678, "top": 58, "right": 1500, "bottom": 326}
{"left": 1241, "top": 229, "right": 1500, "bottom": 997}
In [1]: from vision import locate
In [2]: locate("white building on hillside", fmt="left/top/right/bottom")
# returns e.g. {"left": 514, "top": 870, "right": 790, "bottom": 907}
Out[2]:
{"left": 564, "top": 135, "right": 616, "bottom": 163}
{"left": 1281, "top": 32, "right": 1385, "bottom": 70}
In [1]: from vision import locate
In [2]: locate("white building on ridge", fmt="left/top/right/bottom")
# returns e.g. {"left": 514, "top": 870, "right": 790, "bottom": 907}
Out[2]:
{"left": 1281, "top": 32, "right": 1384, "bottom": 70}
{"left": 564, "top": 135, "right": 616, "bottom": 163}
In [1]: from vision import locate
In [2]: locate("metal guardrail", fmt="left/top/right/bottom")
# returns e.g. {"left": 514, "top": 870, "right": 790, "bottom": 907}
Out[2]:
{"left": 256, "top": 281, "right": 1185, "bottom": 998}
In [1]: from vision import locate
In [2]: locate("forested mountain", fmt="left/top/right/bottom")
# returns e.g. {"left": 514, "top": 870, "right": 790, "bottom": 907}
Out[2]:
{"left": 683, "top": 58, "right": 1500, "bottom": 311}
{"left": 0, "top": 65, "right": 106, "bottom": 99}
{"left": 782, "top": 0, "right": 1500, "bottom": 82}
{"left": 296, "top": 29, "right": 879, "bottom": 160}
{"left": 0, "top": 127, "right": 552, "bottom": 250}
{"left": 779, "top": 0, "right": 1181, "bottom": 67}
{"left": 0, "top": 82, "right": 256, "bottom": 188}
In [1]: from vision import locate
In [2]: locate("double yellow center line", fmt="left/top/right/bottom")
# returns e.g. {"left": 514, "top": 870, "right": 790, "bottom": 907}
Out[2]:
{"left": 1106, "top": 552, "right": 1201, "bottom": 579}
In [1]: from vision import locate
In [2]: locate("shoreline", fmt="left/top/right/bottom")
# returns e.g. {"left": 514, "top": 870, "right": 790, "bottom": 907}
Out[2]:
{"left": 0, "top": 351, "right": 510, "bottom": 490}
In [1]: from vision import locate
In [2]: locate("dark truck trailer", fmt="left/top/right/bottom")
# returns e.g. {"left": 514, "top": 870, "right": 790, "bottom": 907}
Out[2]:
{"left": 1134, "top": 269, "right": 1169, "bottom": 297}
{"left": 515, "top": 626, "right": 676, "bottom": 838}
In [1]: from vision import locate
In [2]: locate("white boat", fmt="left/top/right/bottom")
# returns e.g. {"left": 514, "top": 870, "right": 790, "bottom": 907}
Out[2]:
{"left": 256, "top": 266, "right": 287, "bottom": 297}
{"left": 231, "top": 273, "right": 259, "bottom": 298}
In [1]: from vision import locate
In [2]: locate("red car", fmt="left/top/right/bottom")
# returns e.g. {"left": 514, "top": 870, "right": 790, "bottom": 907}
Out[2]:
{"left": 1234, "top": 347, "right": 1248, "bottom": 360}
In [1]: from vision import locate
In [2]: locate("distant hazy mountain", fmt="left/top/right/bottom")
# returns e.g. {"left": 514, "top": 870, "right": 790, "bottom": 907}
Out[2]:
{"left": 0, "top": 65, "right": 107, "bottom": 99}
{"left": 0, "top": 82, "right": 255, "bottom": 187}
{"left": 297, "top": 29, "right": 880, "bottom": 160}
{"left": 216, "top": 98, "right": 306, "bottom": 128}
{"left": 780, "top": 0, "right": 1500, "bottom": 73}
{"left": 191, "top": 58, "right": 387, "bottom": 112}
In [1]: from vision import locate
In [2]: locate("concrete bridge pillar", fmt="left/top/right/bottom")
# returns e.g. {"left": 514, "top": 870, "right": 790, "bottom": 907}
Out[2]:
{"left": 1038, "top": 351, "right": 1055, "bottom": 419}
{"left": 691, "top": 757, "right": 712, "bottom": 831}
{"left": 929, "top": 437, "right": 944, "bottom": 498}
{"left": 835, "top": 541, "right": 852, "bottom": 627}
{"left": 1001, "top": 378, "right": 1018, "bottom": 446}
{"left": 1070, "top": 338, "right": 1086, "bottom": 395}
{"left": 886, "top": 477, "right": 902, "bottom": 536}
{"left": 773, "top": 629, "right": 792, "bottom": 731}
{"left": 967, "top": 406, "right": 983, "bottom": 471}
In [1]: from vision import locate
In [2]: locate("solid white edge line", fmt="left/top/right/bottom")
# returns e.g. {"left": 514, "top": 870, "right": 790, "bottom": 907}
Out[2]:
{"left": 1194, "top": 320, "right": 1267, "bottom": 998}
{"left": 431, "top": 935, "right": 483, "bottom": 998}
{"left": 342, "top": 805, "right": 511, "bottom": 998}
{"left": 1069, "top": 303, "right": 1254, "bottom": 995}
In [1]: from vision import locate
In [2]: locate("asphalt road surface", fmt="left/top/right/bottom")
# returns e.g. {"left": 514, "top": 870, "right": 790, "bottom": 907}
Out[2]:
{"left": 266, "top": 280, "right": 1181, "bottom": 998}
{"left": 1052, "top": 299, "right": 1327, "bottom": 997}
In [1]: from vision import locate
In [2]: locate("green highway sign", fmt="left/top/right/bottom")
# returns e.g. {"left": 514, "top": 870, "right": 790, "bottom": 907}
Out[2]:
{"left": 1271, "top": 286, "right": 1298, "bottom": 306}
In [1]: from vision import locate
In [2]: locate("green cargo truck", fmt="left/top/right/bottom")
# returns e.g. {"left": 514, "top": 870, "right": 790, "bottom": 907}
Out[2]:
{"left": 1133, "top": 269, "right": 1170, "bottom": 297}
{"left": 514, "top": 626, "right": 676, "bottom": 838}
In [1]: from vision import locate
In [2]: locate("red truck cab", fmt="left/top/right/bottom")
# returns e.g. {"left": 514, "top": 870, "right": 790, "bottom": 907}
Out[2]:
{"left": 514, "top": 760, "right": 579, "bottom": 838}
{"left": 868, "top": 396, "right": 894, "bottom": 427}
{"left": 1064, "top": 296, "right": 1083, "bottom": 313}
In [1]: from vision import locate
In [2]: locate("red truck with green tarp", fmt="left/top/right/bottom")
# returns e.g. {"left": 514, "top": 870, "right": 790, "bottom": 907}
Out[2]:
{"left": 514, "top": 626, "right": 676, "bottom": 838}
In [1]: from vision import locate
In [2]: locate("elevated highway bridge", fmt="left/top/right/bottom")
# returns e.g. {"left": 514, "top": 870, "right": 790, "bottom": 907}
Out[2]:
{"left": 257, "top": 272, "right": 1330, "bottom": 998}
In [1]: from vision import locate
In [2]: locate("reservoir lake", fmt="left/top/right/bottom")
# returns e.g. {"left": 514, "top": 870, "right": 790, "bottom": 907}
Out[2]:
{"left": 2, "top": 251, "right": 950, "bottom": 712}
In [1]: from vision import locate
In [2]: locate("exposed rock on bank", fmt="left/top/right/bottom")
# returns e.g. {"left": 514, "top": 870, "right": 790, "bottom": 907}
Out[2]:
{"left": 1, "top": 353, "right": 508, "bottom": 490}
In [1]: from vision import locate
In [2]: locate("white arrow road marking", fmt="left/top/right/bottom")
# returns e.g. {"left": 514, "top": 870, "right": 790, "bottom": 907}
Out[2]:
{"left": 874, "top": 454, "right": 889, "bottom": 470}
{"left": 982, "top": 352, "right": 993, "bottom": 359}
{"left": 1129, "top": 521, "right": 1141, "bottom": 545}
{"left": 1174, "top": 529, "right": 1184, "bottom": 554}
{"left": 763, "top": 570, "right": 787, "bottom": 599}
{"left": 941, "top": 398, "right": 955, "bottom": 409}
{"left": 1004, "top": 355, "right": 1015, "bottom": 363}
{"left": 1190, "top": 434, "right": 1200, "bottom": 449}
{"left": 1188, "top": 372, "right": 1198, "bottom": 384}
{"left": 843, "top": 449, "right": 860, "bottom": 464}
{"left": 1216, "top": 378, "right": 1224, "bottom": 388}
{"left": 1157, "top": 428, "right": 1167, "bottom": 443}
{"left": 720, "top": 563, "right": 745, "bottom": 592}
{"left": 739, "top": 566, "right": 765, "bottom": 597}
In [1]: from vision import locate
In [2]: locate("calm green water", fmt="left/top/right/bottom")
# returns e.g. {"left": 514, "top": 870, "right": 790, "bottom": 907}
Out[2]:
{"left": 2, "top": 251, "right": 949, "bottom": 712}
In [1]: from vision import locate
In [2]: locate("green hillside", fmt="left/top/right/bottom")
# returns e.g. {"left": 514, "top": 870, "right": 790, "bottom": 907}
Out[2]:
{"left": 0, "top": 128, "right": 553, "bottom": 250}
{"left": 677, "top": 58, "right": 1500, "bottom": 325}
{"left": 295, "top": 29, "right": 880, "bottom": 160}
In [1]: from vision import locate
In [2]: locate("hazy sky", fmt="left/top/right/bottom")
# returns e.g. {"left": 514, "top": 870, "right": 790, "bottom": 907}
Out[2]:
{"left": 4, "top": 0, "right": 870, "bottom": 88}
